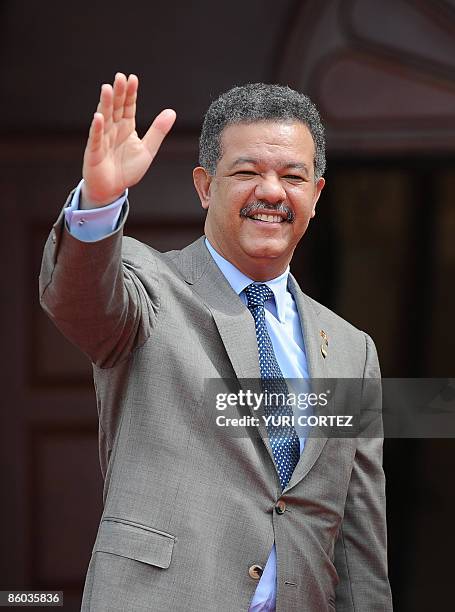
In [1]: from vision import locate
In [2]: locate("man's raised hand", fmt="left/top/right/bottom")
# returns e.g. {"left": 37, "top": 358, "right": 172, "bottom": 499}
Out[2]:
{"left": 81, "top": 73, "right": 176, "bottom": 209}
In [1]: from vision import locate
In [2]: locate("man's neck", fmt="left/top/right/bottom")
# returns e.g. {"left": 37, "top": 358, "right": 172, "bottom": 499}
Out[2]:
{"left": 204, "top": 239, "right": 291, "bottom": 282}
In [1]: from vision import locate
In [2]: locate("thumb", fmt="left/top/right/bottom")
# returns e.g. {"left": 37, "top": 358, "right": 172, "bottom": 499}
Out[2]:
{"left": 142, "top": 109, "right": 177, "bottom": 159}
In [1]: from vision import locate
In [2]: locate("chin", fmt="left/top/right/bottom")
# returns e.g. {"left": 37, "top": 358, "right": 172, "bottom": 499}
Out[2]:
{"left": 242, "top": 236, "right": 291, "bottom": 259}
{"left": 243, "top": 244, "right": 288, "bottom": 261}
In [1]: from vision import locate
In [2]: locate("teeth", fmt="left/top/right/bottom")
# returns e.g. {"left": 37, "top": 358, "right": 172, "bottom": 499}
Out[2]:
{"left": 250, "top": 214, "right": 282, "bottom": 222}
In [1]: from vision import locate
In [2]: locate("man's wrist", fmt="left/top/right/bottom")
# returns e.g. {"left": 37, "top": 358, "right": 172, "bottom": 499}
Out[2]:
{"left": 80, "top": 183, "right": 123, "bottom": 209}
{"left": 64, "top": 181, "right": 126, "bottom": 242}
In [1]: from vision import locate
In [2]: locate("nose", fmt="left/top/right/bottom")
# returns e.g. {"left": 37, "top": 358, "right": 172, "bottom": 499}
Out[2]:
{"left": 254, "top": 175, "right": 286, "bottom": 204}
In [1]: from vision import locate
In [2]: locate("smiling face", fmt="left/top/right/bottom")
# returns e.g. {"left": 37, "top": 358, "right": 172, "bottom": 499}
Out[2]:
{"left": 193, "top": 120, "right": 325, "bottom": 281}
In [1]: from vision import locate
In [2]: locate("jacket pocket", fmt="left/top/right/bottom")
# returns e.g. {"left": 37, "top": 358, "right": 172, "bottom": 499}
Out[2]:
{"left": 94, "top": 517, "right": 175, "bottom": 569}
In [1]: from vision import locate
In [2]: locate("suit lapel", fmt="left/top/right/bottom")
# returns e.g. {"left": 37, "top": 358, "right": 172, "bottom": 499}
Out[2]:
{"left": 176, "top": 239, "right": 275, "bottom": 460}
{"left": 285, "top": 275, "right": 328, "bottom": 492}
{"left": 178, "top": 237, "right": 260, "bottom": 381}
{"left": 288, "top": 274, "right": 327, "bottom": 379}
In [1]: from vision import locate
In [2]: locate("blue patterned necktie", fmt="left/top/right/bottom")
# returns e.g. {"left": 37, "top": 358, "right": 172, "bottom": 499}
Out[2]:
{"left": 245, "top": 283, "right": 300, "bottom": 490}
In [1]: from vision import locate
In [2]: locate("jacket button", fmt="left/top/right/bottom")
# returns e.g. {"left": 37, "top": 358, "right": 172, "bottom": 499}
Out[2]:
{"left": 248, "top": 565, "right": 263, "bottom": 580}
{"left": 275, "top": 499, "right": 286, "bottom": 514}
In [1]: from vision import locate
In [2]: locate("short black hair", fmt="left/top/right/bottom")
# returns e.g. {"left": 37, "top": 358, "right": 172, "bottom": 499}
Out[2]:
{"left": 199, "top": 83, "right": 326, "bottom": 180}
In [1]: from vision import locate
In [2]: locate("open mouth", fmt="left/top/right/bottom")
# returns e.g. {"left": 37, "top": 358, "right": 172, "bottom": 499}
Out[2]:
{"left": 249, "top": 213, "right": 285, "bottom": 223}
{"left": 240, "top": 202, "right": 295, "bottom": 223}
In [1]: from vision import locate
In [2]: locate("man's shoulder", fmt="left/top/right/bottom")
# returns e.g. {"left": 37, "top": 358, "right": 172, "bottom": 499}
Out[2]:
{"left": 120, "top": 235, "right": 209, "bottom": 283}
{"left": 291, "top": 276, "right": 373, "bottom": 345}
{"left": 121, "top": 236, "right": 178, "bottom": 262}
{"left": 309, "top": 293, "right": 363, "bottom": 334}
{"left": 121, "top": 235, "right": 205, "bottom": 263}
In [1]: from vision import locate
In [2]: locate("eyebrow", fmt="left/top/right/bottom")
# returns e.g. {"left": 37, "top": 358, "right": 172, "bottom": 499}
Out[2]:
{"left": 229, "top": 157, "right": 310, "bottom": 173}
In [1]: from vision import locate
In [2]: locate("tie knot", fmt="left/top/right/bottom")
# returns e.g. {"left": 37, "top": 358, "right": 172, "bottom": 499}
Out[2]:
{"left": 245, "top": 283, "right": 274, "bottom": 309}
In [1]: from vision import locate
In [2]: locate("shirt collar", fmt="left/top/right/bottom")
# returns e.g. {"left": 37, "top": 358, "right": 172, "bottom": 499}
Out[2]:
{"left": 204, "top": 238, "right": 289, "bottom": 323}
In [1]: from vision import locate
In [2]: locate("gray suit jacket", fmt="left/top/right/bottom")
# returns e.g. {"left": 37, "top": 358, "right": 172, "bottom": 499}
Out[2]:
{"left": 39, "top": 199, "right": 392, "bottom": 611}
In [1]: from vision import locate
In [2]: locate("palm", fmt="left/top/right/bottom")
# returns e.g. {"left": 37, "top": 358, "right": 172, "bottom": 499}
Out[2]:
{"left": 82, "top": 73, "right": 176, "bottom": 206}
{"left": 86, "top": 120, "right": 150, "bottom": 196}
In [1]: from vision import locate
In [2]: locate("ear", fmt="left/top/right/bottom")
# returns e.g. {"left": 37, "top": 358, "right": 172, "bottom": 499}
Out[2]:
{"left": 310, "top": 177, "right": 325, "bottom": 218}
{"left": 193, "top": 167, "right": 213, "bottom": 210}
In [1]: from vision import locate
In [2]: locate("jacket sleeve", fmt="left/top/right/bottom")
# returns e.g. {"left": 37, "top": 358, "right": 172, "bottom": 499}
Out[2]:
{"left": 39, "top": 192, "right": 159, "bottom": 368}
{"left": 334, "top": 333, "right": 393, "bottom": 611}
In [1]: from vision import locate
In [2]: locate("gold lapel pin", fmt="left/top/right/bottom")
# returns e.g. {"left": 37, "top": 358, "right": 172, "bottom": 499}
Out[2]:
{"left": 320, "top": 330, "right": 329, "bottom": 358}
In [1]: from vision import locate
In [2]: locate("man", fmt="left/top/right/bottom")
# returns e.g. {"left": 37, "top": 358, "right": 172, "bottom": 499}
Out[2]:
{"left": 40, "top": 73, "right": 392, "bottom": 611}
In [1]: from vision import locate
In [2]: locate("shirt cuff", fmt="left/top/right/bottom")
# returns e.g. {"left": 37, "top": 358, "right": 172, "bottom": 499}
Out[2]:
{"left": 64, "top": 179, "right": 127, "bottom": 242}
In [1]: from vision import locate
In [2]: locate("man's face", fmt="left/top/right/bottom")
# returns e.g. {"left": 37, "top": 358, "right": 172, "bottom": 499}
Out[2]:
{"left": 193, "top": 120, "right": 325, "bottom": 280}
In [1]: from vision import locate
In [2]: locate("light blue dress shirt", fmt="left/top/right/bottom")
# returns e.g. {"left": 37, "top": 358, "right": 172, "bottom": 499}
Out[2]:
{"left": 64, "top": 180, "right": 125, "bottom": 241}
{"left": 64, "top": 181, "right": 309, "bottom": 612}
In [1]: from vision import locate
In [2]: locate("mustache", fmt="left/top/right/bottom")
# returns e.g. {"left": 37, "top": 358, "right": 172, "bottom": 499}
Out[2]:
{"left": 239, "top": 201, "right": 295, "bottom": 223}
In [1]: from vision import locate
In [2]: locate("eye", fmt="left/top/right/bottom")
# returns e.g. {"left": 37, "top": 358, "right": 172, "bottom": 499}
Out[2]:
{"left": 233, "top": 170, "right": 258, "bottom": 176}
{"left": 283, "top": 174, "right": 304, "bottom": 182}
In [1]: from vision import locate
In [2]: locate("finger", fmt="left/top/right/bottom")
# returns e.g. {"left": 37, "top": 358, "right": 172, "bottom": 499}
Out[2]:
{"left": 112, "top": 72, "right": 127, "bottom": 122}
{"left": 86, "top": 112, "right": 104, "bottom": 155}
{"left": 123, "top": 74, "right": 138, "bottom": 120}
{"left": 142, "top": 109, "right": 177, "bottom": 158}
{"left": 97, "top": 84, "right": 113, "bottom": 133}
